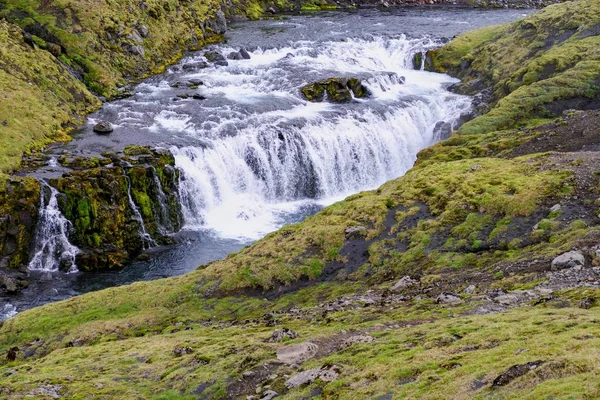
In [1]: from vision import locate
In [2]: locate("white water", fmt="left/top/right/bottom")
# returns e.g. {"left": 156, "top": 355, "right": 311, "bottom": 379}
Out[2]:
{"left": 170, "top": 35, "right": 470, "bottom": 239}
{"left": 28, "top": 182, "right": 80, "bottom": 273}
{"left": 123, "top": 171, "right": 157, "bottom": 249}
{"left": 0, "top": 302, "right": 17, "bottom": 320}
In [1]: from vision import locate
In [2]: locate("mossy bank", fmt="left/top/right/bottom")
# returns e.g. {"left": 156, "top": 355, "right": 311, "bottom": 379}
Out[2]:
{"left": 1, "top": 0, "right": 600, "bottom": 398}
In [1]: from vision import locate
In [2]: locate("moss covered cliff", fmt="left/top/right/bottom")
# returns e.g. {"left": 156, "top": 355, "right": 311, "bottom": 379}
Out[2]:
{"left": 0, "top": 0, "right": 599, "bottom": 398}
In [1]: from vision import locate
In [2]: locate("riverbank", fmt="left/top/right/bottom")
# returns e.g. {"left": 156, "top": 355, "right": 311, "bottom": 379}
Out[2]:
{"left": 1, "top": 0, "right": 599, "bottom": 398}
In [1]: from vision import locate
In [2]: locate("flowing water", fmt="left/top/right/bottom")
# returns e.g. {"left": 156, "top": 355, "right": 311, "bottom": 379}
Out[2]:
{"left": 0, "top": 7, "right": 531, "bottom": 321}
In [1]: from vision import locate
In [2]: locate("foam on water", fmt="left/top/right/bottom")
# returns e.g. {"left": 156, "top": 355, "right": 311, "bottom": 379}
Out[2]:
{"left": 168, "top": 34, "right": 470, "bottom": 239}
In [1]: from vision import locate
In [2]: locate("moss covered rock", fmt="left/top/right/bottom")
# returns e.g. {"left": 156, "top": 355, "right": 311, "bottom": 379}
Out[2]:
{"left": 301, "top": 77, "right": 370, "bottom": 102}
{"left": 48, "top": 147, "right": 182, "bottom": 271}
{"left": 0, "top": 176, "right": 40, "bottom": 269}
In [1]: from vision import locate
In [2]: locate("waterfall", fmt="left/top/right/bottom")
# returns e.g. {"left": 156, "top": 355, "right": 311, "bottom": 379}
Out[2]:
{"left": 122, "top": 170, "right": 157, "bottom": 249}
{"left": 150, "top": 166, "right": 175, "bottom": 234}
{"left": 167, "top": 35, "right": 470, "bottom": 239}
{"left": 29, "top": 181, "right": 80, "bottom": 273}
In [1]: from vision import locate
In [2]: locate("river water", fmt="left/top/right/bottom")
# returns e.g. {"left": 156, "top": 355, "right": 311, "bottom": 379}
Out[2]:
{"left": 1, "top": 7, "right": 530, "bottom": 320}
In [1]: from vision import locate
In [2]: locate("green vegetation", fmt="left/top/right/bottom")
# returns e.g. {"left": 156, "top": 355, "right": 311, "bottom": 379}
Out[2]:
{"left": 426, "top": 0, "right": 600, "bottom": 134}
{"left": 1, "top": 0, "right": 600, "bottom": 398}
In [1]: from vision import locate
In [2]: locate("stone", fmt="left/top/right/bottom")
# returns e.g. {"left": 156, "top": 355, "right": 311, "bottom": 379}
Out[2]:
{"left": 285, "top": 365, "right": 340, "bottom": 389}
{"left": 261, "top": 390, "right": 278, "bottom": 400}
{"left": 492, "top": 360, "right": 545, "bottom": 387}
{"left": 390, "top": 276, "right": 419, "bottom": 292}
{"left": 276, "top": 342, "right": 318, "bottom": 365}
{"left": 0, "top": 275, "right": 18, "bottom": 293}
{"left": 128, "top": 44, "right": 145, "bottom": 56}
{"left": 268, "top": 328, "right": 298, "bottom": 342}
{"left": 138, "top": 25, "right": 149, "bottom": 38}
{"left": 228, "top": 51, "right": 244, "bottom": 60}
{"left": 549, "top": 204, "right": 561, "bottom": 213}
{"left": 6, "top": 346, "right": 18, "bottom": 361}
{"left": 433, "top": 121, "right": 452, "bottom": 140}
{"left": 301, "top": 78, "right": 369, "bottom": 103}
{"left": 205, "top": 50, "right": 226, "bottom": 63}
{"left": 239, "top": 48, "right": 251, "bottom": 59}
{"left": 243, "top": 371, "right": 256, "bottom": 378}
{"left": 435, "top": 293, "right": 463, "bottom": 305}
{"left": 551, "top": 250, "right": 585, "bottom": 271}
{"left": 172, "top": 346, "right": 193, "bottom": 357}
{"left": 463, "top": 284, "right": 476, "bottom": 294}
{"left": 129, "top": 29, "right": 144, "bottom": 44}
{"left": 342, "top": 335, "right": 375, "bottom": 347}
{"left": 192, "top": 94, "right": 206, "bottom": 100}
{"left": 93, "top": 121, "right": 113, "bottom": 134}
{"left": 494, "top": 293, "right": 520, "bottom": 305}
{"left": 345, "top": 225, "right": 366, "bottom": 239}
{"left": 214, "top": 10, "right": 227, "bottom": 34}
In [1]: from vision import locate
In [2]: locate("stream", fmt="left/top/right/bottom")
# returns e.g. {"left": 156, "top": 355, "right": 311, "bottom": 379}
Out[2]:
{"left": 0, "top": 7, "right": 530, "bottom": 320}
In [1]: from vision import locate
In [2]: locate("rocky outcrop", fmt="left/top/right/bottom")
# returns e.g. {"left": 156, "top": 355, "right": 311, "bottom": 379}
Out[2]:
{"left": 301, "top": 78, "right": 370, "bottom": 102}
{"left": 0, "top": 177, "right": 41, "bottom": 270}
{"left": 48, "top": 146, "right": 183, "bottom": 270}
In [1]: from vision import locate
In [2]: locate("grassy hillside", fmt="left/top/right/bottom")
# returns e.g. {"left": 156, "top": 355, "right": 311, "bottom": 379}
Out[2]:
{"left": 0, "top": 0, "right": 268, "bottom": 172}
{"left": 1, "top": 0, "right": 600, "bottom": 398}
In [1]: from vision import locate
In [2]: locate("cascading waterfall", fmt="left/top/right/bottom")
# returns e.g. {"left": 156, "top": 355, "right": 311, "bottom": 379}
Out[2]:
{"left": 122, "top": 169, "right": 157, "bottom": 249}
{"left": 168, "top": 34, "right": 471, "bottom": 239}
{"left": 150, "top": 166, "right": 176, "bottom": 234}
{"left": 28, "top": 181, "right": 80, "bottom": 273}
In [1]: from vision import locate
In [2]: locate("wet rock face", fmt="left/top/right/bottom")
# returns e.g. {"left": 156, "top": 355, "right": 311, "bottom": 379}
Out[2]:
{"left": 48, "top": 146, "right": 183, "bottom": 271}
{"left": 301, "top": 78, "right": 370, "bottom": 103}
{"left": 0, "top": 177, "right": 41, "bottom": 270}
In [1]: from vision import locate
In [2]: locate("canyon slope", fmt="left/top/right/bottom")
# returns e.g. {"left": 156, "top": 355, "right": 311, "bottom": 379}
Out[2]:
{"left": 1, "top": 0, "right": 600, "bottom": 399}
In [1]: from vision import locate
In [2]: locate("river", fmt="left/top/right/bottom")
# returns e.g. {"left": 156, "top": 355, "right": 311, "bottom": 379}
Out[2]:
{"left": 0, "top": 6, "right": 530, "bottom": 320}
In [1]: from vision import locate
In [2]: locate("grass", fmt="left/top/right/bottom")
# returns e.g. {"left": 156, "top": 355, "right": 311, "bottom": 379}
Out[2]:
{"left": 427, "top": 0, "right": 600, "bottom": 135}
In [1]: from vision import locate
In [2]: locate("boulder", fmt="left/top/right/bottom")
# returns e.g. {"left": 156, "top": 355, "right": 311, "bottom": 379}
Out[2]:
{"left": 345, "top": 225, "right": 366, "bottom": 239}
{"left": 261, "top": 391, "right": 278, "bottom": 400}
{"left": 492, "top": 360, "right": 545, "bottom": 387}
{"left": 268, "top": 328, "right": 298, "bottom": 342}
{"left": 239, "top": 48, "right": 251, "bottom": 59}
{"left": 276, "top": 342, "right": 318, "bottom": 365}
{"left": 93, "top": 121, "right": 113, "bottom": 134}
{"left": 227, "top": 51, "right": 244, "bottom": 60}
{"left": 551, "top": 250, "right": 585, "bottom": 271}
{"left": 205, "top": 50, "right": 226, "bottom": 63}
{"left": 285, "top": 365, "right": 340, "bottom": 389}
{"left": 390, "top": 276, "right": 419, "bottom": 292}
{"left": 435, "top": 293, "right": 463, "bottom": 305}
{"left": 301, "top": 78, "right": 369, "bottom": 103}
{"left": 433, "top": 121, "right": 452, "bottom": 140}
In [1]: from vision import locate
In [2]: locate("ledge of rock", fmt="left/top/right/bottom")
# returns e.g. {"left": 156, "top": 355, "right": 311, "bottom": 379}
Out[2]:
{"left": 301, "top": 77, "right": 370, "bottom": 102}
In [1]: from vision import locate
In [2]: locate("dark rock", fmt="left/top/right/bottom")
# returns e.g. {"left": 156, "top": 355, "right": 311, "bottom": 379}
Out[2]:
{"left": 285, "top": 365, "right": 341, "bottom": 389}
{"left": 187, "top": 80, "right": 203, "bottom": 88}
{"left": 412, "top": 52, "right": 423, "bottom": 70}
{"left": 0, "top": 274, "right": 19, "bottom": 293}
{"left": 205, "top": 50, "right": 225, "bottom": 63}
{"left": 433, "top": 121, "right": 452, "bottom": 140}
{"left": 227, "top": 51, "right": 244, "bottom": 60}
{"left": 268, "top": 328, "right": 298, "bottom": 342}
{"left": 192, "top": 94, "right": 206, "bottom": 100}
{"left": 214, "top": 60, "right": 229, "bottom": 67}
{"left": 390, "top": 276, "right": 419, "bottom": 292}
{"left": 261, "top": 390, "right": 278, "bottom": 400}
{"left": 93, "top": 121, "right": 113, "bottom": 134}
{"left": 435, "top": 293, "right": 463, "bottom": 304}
{"left": 137, "top": 24, "right": 149, "bottom": 38}
{"left": 301, "top": 78, "right": 370, "bottom": 103}
{"left": 128, "top": 44, "right": 145, "bottom": 56}
{"left": 6, "top": 347, "right": 19, "bottom": 361}
{"left": 580, "top": 297, "right": 595, "bottom": 309}
{"left": 182, "top": 62, "right": 208, "bottom": 71}
{"left": 492, "top": 360, "right": 545, "bottom": 387}
{"left": 172, "top": 346, "right": 194, "bottom": 357}
{"left": 239, "top": 48, "right": 251, "bottom": 59}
